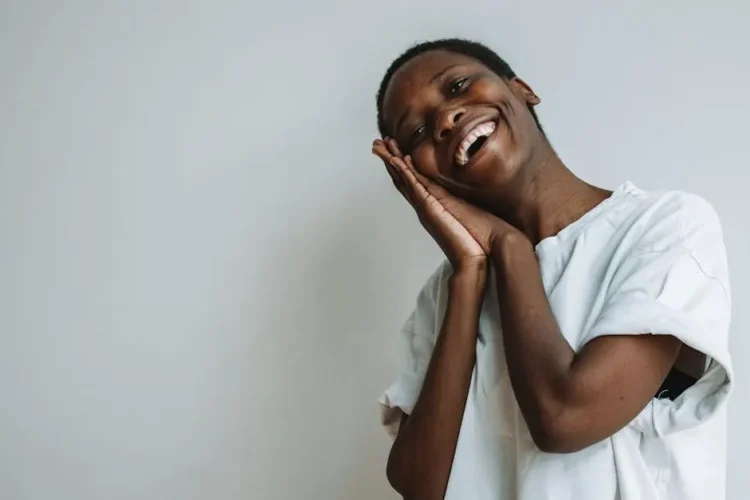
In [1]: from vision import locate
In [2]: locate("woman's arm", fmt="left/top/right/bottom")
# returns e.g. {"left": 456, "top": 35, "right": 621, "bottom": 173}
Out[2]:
{"left": 372, "top": 140, "right": 509, "bottom": 498}
{"left": 490, "top": 234, "right": 682, "bottom": 453}
{"left": 386, "top": 262, "right": 485, "bottom": 500}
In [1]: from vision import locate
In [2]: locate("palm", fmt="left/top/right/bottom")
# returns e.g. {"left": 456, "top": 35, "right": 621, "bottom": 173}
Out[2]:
{"left": 420, "top": 189, "right": 485, "bottom": 260}
{"left": 372, "top": 138, "right": 517, "bottom": 267}
{"left": 427, "top": 187, "right": 506, "bottom": 255}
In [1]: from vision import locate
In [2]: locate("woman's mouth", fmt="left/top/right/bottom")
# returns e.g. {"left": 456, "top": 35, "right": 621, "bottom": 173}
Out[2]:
{"left": 454, "top": 121, "right": 497, "bottom": 167}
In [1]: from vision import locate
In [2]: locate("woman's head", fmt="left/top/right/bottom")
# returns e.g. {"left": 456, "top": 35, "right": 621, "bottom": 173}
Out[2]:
{"left": 376, "top": 39, "right": 547, "bottom": 201}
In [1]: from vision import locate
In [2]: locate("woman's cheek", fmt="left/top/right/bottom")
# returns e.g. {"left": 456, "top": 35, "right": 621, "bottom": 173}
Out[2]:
{"left": 411, "top": 148, "right": 428, "bottom": 173}
{"left": 469, "top": 77, "right": 503, "bottom": 100}
{"left": 413, "top": 147, "right": 440, "bottom": 180}
{"left": 469, "top": 76, "right": 509, "bottom": 104}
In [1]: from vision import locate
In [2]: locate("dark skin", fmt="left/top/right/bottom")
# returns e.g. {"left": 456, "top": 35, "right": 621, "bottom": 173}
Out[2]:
{"left": 372, "top": 50, "right": 703, "bottom": 500}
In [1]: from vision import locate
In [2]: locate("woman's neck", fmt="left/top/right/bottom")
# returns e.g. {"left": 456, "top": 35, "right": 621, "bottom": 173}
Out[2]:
{"left": 486, "top": 146, "right": 611, "bottom": 245}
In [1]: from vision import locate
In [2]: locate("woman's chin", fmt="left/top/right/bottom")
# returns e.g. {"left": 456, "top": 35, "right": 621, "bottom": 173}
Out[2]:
{"left": 454, "top": 151, "right": 519, "bottom": 189}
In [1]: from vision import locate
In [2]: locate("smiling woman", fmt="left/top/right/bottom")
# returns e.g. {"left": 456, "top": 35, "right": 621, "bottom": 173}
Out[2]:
{"left": 376, "top": 44, "right": 545, "bottom": 202}
{"left": 372, "top": 39, "right": 732, "bottom": 500}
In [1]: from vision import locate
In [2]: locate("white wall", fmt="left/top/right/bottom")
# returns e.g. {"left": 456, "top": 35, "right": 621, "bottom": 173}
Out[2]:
{"left": 1, "top": 1, "right": 747, "bottom": 499}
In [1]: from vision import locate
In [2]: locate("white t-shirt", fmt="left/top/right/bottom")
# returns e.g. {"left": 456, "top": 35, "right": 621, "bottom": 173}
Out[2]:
{"left": 379, "top": 182, "right": 732, "bottom": 500}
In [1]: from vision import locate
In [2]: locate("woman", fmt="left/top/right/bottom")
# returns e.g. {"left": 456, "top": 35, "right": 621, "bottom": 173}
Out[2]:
{"left": 373, "top": 39, "right": 732, "bottom": 500}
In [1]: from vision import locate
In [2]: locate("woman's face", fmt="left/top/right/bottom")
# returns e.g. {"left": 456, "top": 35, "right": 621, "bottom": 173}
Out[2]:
{"left": 381, "top": 50, "right": 543, "bottom": 201}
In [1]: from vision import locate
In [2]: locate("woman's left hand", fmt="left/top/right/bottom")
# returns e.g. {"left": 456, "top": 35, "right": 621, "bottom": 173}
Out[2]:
{"left": 373, "top": 138, "right": 526, "bottom": 256}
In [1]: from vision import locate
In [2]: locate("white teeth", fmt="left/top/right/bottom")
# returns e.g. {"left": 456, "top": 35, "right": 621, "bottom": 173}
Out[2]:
{"left": 455, "top": 121, "right": 497, "bottom": 166}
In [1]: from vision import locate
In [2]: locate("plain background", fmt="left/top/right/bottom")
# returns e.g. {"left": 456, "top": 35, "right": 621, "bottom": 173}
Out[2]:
{"left": 1, "top": 1, "right": 748, "bottom": 499}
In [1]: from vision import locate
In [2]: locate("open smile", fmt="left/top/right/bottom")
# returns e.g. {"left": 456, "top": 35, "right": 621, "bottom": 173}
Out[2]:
{"left": 451, "top": 115, "right": 502, "bottom": 170}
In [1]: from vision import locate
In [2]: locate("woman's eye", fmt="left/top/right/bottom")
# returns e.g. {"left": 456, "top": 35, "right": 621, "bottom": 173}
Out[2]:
{"left": 411, "top": 125, "right": 426, "bottom": 142}
{"left": 449, "top": 78, "right": 469, "bottom": 95}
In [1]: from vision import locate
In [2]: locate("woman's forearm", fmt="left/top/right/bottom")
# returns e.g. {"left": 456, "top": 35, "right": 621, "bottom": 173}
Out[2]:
{"left": 490, "top": 235, "right": 576, "bottom": 451}
{"left": 491, "top": 234, "right": 681, "bottom": 453}
{"left": 386, "top": 262, "right": 486, "bottom": 500}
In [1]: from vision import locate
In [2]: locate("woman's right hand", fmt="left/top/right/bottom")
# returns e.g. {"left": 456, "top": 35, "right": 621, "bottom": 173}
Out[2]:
{"left": 372, "top": 138, "right": 487, "bottom": 273}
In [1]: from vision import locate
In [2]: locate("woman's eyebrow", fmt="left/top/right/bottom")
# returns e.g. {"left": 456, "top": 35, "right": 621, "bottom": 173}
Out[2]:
{"left": 430, "top": 64, "right": 462, "bottom": 84}
{"left": 393, "top": 64, "right": 464, "bottom": 136}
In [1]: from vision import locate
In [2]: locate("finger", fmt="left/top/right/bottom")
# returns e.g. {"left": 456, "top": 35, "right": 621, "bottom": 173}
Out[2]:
{"left": 372, "top": 139, "right": 387, "bottom": 153}
{"left": 389, "top": 156, "right": 431, "bottom": 204}
{"left": 397, "top": 156, "right": 434, "bottom": 201}
{"left": 386, "top": 162, "right": 416, "bottom": 206}
{"left": 372, "top": 142, "right": 393, "bottom": 162}
{"left": 372, "top": 138, "right": 388, "bottom": 153}
{"left": 400, "top": 156, "right": 486, "bottom": 227}
{"left": 386, "top": 138, "right": 404, "bottom": 158}
{"left": 373, "top": 148, "right": 394, "bottom": 167}
{"left": 373, "top": 145, "right": 413, "bottom": 199}
{"left": 382, "top": 153, "right": 415, "bottom": 202}
{"left": 374, "top": 144, "right": 415, "bottom": 205}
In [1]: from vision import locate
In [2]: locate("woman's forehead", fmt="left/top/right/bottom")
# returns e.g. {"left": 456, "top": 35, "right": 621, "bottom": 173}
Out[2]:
{"left": 382, "top": 51, "right": 484, "bottom": 130}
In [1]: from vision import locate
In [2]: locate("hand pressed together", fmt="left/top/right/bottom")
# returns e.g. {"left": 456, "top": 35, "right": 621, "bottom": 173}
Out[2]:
{"left": 372, "top": 137, "right": 525, "bottom": 272}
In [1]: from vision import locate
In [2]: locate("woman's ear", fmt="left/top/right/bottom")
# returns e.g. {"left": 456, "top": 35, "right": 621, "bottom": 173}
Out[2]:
{"left": 510, "top": 78, "right": 541, "bottom": 106}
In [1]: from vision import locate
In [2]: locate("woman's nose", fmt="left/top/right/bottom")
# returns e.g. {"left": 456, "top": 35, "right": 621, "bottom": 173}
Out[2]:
{"left": 435, "top": 108, "right": 465, "bottom": 141}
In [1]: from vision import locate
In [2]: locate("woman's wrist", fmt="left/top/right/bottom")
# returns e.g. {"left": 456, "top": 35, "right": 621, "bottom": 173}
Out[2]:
{"left": 452, "top": 257, "right": 487, "bottom": 280}
{"left": 449, "top": 258, "right": 488, "bottom": 297}
{"left": 490, "top": 232, "right": 535, "bottom": 271}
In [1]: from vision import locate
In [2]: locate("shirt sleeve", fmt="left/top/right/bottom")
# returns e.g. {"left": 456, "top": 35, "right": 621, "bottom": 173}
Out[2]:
{"left": 582, "top": 194, "right": 732, "bottom": 437}
{"left": 378, "top": 262, "right": 450, "bottom": 438}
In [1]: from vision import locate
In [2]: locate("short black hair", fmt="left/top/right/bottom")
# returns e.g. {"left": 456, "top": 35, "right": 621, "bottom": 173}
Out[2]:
{"left": 375, "top": 38, "right": 542, "bottom": 137}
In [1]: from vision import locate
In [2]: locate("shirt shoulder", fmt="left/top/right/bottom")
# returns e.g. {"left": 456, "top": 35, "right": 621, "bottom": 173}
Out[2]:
{"left": 608, "top": 186, "right": 724, "bottom": 257}
{"left": 589, "top": 186, "right": 731, "bottom": 316}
